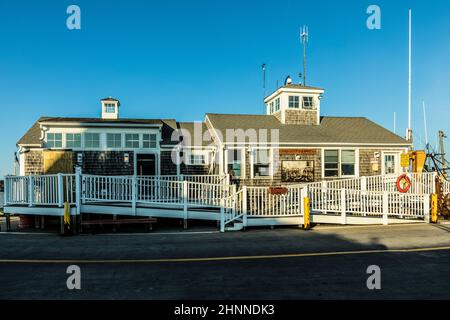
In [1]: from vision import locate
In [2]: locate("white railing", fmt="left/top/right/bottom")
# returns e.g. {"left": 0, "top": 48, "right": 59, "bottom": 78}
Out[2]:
{"left": 81, "top": 175, "right": 232, "bottom": 207}
{"left": 305, "top": 172, "right": 436, "bottom": 195}
{"left": 308, "top": 187, "right": 428, "bottom": 220}
{"left": 441, "top": 178, "right": 450, "bottom": 194}
{"left": 246, "top": 185, "right": 304, "bottom": 217}
{"left": 149, "top": 174, "right": 229, "bottom": 185}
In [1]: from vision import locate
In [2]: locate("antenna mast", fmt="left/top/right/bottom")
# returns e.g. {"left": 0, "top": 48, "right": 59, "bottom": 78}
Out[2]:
{"left": 300, "top": 26, "right": 308, "bottom": 86}
{"left": 262, "top": 63, "right": 266, "bottom": 113}
{"left": 407, "top": 9, "right": 412, "bottom": 142}
{"left": 422, "top": 101, "right": 429, "bottom": 147}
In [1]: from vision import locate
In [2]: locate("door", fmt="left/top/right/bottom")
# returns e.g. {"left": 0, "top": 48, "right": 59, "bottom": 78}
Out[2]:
{"left": 136, "top": 154, "right": 156, "bottom": 176}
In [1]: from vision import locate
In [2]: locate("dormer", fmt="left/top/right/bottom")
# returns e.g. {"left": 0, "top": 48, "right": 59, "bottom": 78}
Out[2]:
{"left": 101, "top": 97, "right": 120, "bottom": 119}
{"left": 264, "top": 76, "right": 324, "bottom": 125}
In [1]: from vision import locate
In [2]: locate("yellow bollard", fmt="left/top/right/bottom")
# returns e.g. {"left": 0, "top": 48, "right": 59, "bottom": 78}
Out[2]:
{"left": 303, "top": 197, "right": 310, "bottom": 229}
{"left": 64, "top": 202, "right": 70, "bottom": 229}
{"left": 431, "top": 194, "right": 438, "bottom": 223}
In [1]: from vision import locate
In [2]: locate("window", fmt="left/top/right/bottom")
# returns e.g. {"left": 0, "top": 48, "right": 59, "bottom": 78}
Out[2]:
{"left": 47, "top": 133, "right": 62, "bottom": 148}
{"left": 226, "top": 149, "right": 242, "bottom": 178}
{"left": 187, "top": 150, "right": 208, "bottom": 165}
{"left": 384, "top": 154, "right": 397, "bottom": 174}
{"left": 341, "top": 150, "right": 356, "bottom": 176}
{"left": 143, "top": 134, "right": 157, "bottom": 149}
{"left": 253, "top": 149, "right": 271, "bottom": 177}
{"left": 84, "top": 133, "right": 100, "bottom": 148}
{"left": 274, "top": 98, "right": 280, "bottom": 112}
{"left": 107, "top": 133, "right": 122, "bottom": 148}
{"left": 324, "top": 149, "right": 357, "bottom": 177}
{"left": 302, "top": 96, "right": 314, "bottom": 109}
{"left": 270, "top": 102, "right": 274, "bottom": 113}
{"left": 66, "top": 133, "right": 81, "bottom": 148}
{"left": 289, "top": 96, "right": 300, "bottom": 108}
{"left": 125, "top": 134, "right": 140, "bottom": 148}
{"left": 324, "top": 150, "right": 339, "bottom": 177}
{"left": 105, "top": 103, "right": 115, "bottom": 113}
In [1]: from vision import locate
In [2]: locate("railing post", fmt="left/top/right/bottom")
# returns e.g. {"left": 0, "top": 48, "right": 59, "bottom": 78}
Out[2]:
{"left": 361, "top": 176, "right": 367, "bottom": 191}
{"left": 4, "top": 176, "right": 9, "bottom": 206}
{"left": 57, "top": 173, "right": 64, "bottom": 207}
{"left": 382, "top": 191, "right": 389, "bottom": 225}
{"left": 132, "top": 175, "right": 137, "bottom": 215}
{"left": 220, "top": 198, "right": 225, "bottom": 232}
{"left": 424, "top": 195, "right": 431, "bottom": 223}
{"left": 340, "top": 189, "right": 346, "bottom": 225}
{"left": 243, "top": 185, "right": 248, "bottom": 227}
{"left": 28, "top": 176, "right": 34, "bottom": 207}
{"left": 75, "top": 170, "right": 82, "bottom": 216}
{"left": 183, "top": 180, "right": 188, "bottom": 229}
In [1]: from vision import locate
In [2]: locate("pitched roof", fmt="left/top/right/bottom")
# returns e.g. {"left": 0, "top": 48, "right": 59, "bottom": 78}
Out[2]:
{"left": 17, "top": 117, "right": 178, "bottom": 146}
{"left": 206, "top": 113, "right": 410, "bottom": 145}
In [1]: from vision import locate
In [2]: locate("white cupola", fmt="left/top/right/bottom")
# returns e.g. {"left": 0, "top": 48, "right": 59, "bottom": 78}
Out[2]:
{"left": 264, "top": 80, "right": 324, "bottom": 125}
{"left": 101, "top": 97, "right": 120, "bottom": 119}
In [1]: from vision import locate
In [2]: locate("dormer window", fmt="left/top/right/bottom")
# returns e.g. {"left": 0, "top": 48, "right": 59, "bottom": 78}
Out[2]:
{"left": 302, "top": 96, "right": 314, "bottom": 109}
{"left": 105, "top": 103, "right": 116, "bottom": 113}
{"left": 288, "top": 96, "right": 300, "bottom": 108}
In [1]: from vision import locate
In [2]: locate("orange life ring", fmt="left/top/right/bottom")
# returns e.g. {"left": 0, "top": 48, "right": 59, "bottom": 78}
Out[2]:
{"left": 396, "top": 174, "right": 411, "bottom": 193}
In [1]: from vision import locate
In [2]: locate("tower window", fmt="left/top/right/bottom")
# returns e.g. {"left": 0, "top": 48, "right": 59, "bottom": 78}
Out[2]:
{"left": 274, "top": 98, "right": 280, "bottom": 111}
{"left": 105, "top": 103, "right": 116, "bottom": 113}
{"left": 302, "top": 96, "right": 315, "bottom": 109}
{"left": 289, "top": 96, "right": 300, "bottom": 108}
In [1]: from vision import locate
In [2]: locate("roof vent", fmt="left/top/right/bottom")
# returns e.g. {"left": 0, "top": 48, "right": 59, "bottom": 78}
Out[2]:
{"left": 284, "top": 75, "right": 292, "bottom": 85}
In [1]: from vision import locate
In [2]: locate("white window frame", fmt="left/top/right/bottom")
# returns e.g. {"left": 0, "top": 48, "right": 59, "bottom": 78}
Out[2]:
{"left": 106, "top": 133, "right": 122, "bottom": 148}
{"left": 84, "top": 133, "right": 101, "bottom": 149}
{"left": 381, "top": 151, "right": 400, "bottom": 175}
{"left": 46, "top": 133, "right": 62, "bottom": 149}
{"left": 142, "top": 133, "right": 157, "bottom": 149}
{"left": 65, "top": 133, "right": 81, "bottom": 149}
{"left": 125, "top": 133, "right": 140, "bottom": 149}
{"left": 322, "top": 148, "right": 359, "bottom": 179}
{"left": 302, "top": 96, "right": 315, "bottom": 110}
{"left": 288, "top": 95, "right": 300, "bottom": 109}
{"left": 105, "top": 103, "right": 116, "bottom": 113}
{"left": 185, "top": 149, "right": 210, "bottom": 166}
{"left": 251, "top": 148, "right": 272, "bottom": 179}
{"left": 225, "top": 148, "right": 245, "bottom": 178}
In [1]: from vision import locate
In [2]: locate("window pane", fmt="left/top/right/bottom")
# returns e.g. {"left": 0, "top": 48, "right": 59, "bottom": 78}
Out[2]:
{"left": 341, "top": 164, "right": 355, "bottom": 176}
{"left": 107, "top": 133, "right": 121, "bottom": 148}
{"left": 227, "top": 149, "right": 242, "bottom": 178}
{"left": 341, "top": 150, "right": 355, "bottom": 164}
{"left": 324, "top": 170, "right": 339, "bottom": 177}
{"left": 47, "top": 133, "right": 62, "bottom": 148}
{"left": 324, "top": 150, "right": 338, "bottom": 163}
{"left": 143, "top": 134, "right": 157, "bottom": 148}
{"left": 66, "top": 133, "right": 81, "bottom": 148}
{"left": 255, "top": 149, "right": 270, "bottom": 164}
{"left": 303, "top": 96, "right": 314, "bottom": 109}
{"left": 125, "top": 134, "right": 140, "bottom": 148}
{"left": 85, "top": 133, "right": 100, "bottom": 148}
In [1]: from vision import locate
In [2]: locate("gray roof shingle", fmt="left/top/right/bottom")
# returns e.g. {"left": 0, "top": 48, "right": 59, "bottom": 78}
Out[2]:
{"left": 206, "top": 113, "right": 410, "bottom": 145}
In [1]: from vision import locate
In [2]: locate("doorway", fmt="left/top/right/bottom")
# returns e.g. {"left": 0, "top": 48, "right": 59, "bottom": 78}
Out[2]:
{"left": 136, "top": 154, "right": 156, "bottom": 176}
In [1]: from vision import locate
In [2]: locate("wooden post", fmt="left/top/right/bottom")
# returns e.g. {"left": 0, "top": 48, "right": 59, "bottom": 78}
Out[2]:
{"left": 183, "top": 180, "right": 188, "bottom": 229}
{"left": 382, "top": 192, "right": 389, "bottom": 225}
{"left": 340, "top": 189, "right": 346, "bottom": 225}
{"left": 6, "top": 214, "right": 11, "bottom": 232}
{"left": 57, "top": 173, "right": 64, "bottom": 208}
{"left": 361, "top": 176, "right": 367, "bottom": 191}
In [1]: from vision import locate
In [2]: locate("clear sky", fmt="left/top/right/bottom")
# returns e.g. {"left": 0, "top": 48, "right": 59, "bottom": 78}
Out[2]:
{"left": 0, "top": 0, "right": 449, "bottom": 176}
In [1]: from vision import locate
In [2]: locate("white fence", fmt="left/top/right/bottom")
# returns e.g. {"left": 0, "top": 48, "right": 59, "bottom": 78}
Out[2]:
{"left": 246, "top": 185, "right": 304, "bottom": 217}
{"left": 306, "top": 172, "right": 437, "bottom": 195}
{"left": 309, "top": 187, "right": 429, "bottom": 221}
{"left": 5, "top": 174, "right": 231, "bottom": 209}
{"left": 441, "top": 178, "right": 450, "bottom": 194}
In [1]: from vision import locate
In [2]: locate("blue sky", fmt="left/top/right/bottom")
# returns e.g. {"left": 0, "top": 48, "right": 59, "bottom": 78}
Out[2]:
{"left": 0, "top": 0, "right": 449, "bottom": 176}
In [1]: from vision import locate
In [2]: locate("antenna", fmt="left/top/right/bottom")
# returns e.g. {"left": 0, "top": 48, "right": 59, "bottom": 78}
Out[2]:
{"left": 300, "top": 25, "right": 309, "bottom": 86}
{"left": 422, "top": 101, "right": 429, "bottom": 147}
{"left": 262, "top": 63, "right": 266, "bottom": 113}
{"left": 407, "top": 9, "right": 412, "bottom": 142}
{"left": 393, "top": 112, "right": 396, "bottom": 134}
